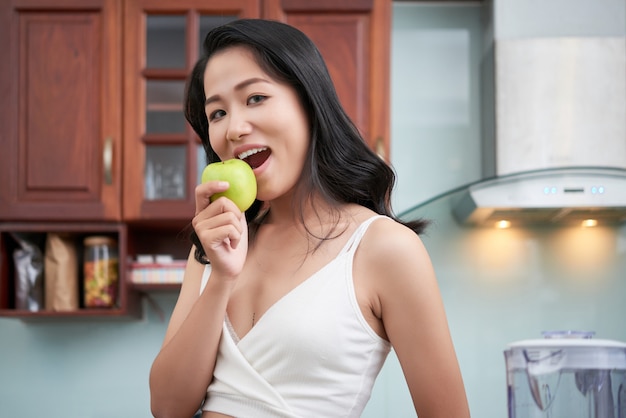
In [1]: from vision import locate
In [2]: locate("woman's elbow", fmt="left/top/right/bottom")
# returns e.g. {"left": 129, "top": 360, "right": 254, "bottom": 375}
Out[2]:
{"left": 151, "top": 399, "right": 200, "bottom": 418}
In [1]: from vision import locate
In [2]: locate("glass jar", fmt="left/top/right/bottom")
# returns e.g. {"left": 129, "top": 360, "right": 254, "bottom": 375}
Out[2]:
{"left": 83, "top": 236, "right": 119, "bottom": 308}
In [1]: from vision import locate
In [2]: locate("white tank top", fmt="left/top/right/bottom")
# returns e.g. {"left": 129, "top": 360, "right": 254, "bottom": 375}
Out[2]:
{"left": 200, "top": 215, "right": 391, "bottom": 417}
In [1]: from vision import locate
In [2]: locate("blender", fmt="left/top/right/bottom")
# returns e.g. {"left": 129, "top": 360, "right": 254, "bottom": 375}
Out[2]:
{"left": 504, "top": 331, "right": 626, "bottom": 418}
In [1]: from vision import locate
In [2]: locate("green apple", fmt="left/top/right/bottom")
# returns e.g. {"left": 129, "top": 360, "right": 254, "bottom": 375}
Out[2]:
{"left": 201, "top": 159, "right": 257, "bottom": 211}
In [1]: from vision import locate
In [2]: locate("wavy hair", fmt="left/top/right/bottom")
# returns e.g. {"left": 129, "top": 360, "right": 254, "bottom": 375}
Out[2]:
{"left": 184, "top": 19, "right": 428, "bottom": 263}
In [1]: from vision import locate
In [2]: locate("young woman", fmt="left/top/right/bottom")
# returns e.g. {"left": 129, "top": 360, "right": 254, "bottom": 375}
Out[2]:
{"left": 149, "top": 19, "right": 470, "bottom": 418}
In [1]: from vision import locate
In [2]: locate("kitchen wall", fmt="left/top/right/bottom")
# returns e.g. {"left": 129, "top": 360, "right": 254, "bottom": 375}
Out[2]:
{"left": 0, "top": 295, "right": 173, "bottom": 417}
{"left": 392, "top": 197, "right": 626, "bottom": 417}
{"left": 390, "top": 3, "right": 484, "bottom": 213}
{"left": 1, "top": 2, "right": 625, "bottom": 418}
{"left": 381, "top": 1, "right": 626, "bottom": 417}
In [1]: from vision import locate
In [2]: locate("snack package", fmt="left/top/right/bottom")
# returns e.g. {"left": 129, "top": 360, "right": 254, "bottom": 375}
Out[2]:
{"left": 11, "top": 233, "right": 44, "bottom": 311}
{"left": 45, "top": 233, "right": 79, "bottom": 311}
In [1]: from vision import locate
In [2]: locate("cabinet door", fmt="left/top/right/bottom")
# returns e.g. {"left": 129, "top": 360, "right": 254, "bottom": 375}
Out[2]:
{"left": 263, "top": 0, "right": 391, "bottom": 160}
{"left": 0, "top": 0, "right": 122, "bottom": 221}
{"left": 122, "top": 0, "right": 260, "bottom": 222}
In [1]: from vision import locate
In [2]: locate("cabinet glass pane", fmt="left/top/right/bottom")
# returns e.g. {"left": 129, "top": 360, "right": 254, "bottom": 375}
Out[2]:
{"left": 197, "top": 144, "right": 207, "bottom": 186}
{"left": 147, "top": 15, "right": 185, "bottom": 69}
{"left": 145, "top": 145, "right": 186, "bottom": 200}
{"left": 146, "top": 80, "right": 186, "bottom": 134}
{"left": 199, "top": 15, "right": 237, "bottom": 56}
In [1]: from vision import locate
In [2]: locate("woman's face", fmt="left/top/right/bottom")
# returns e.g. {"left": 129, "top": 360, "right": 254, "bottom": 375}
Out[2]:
{"left": 203, "top": 46, "right": 310, "bottom": 203}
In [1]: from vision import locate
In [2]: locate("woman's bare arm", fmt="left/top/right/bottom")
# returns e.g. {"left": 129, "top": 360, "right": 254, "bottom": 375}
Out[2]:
{"left": 150, "top": 181, "right": 249, "bottom": 418}
{"left": 149, "top": 248, "right": 236, "bottom": 418}
{"left": 365, "top": 220, "right": 471, "bottom": 417}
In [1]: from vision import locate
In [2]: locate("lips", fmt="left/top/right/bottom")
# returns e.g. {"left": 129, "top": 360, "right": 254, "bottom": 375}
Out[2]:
{"left": 238, "top": 147, "right": 271, "bottom": 170}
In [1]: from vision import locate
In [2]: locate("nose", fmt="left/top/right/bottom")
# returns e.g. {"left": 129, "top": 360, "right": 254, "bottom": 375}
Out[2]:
{"left": 225, "top": 110, "right": 251, "bottom": 142}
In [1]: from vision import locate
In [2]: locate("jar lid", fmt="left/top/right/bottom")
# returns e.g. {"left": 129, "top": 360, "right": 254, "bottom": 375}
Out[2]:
{"left": 84, "top": 236, "right": 117, "bottom": 247}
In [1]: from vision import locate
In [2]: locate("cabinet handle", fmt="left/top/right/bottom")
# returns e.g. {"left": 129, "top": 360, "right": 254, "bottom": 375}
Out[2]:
{"left": 375, "top": 136, "right": 386, "bottom": 161}
{"left": 103, "top": 136, "right": 113, "bottom": 185}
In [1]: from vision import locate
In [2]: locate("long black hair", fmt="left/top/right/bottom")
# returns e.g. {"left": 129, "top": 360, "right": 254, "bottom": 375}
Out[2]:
{"left": 185, "top": 19, "right": 428, "bottom": 263}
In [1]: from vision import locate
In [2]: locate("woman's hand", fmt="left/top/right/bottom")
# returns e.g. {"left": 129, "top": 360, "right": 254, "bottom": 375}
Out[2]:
{"left": 150, "top": 182, "right": 246, "bottom": 418}
{"left": 192, "top": 180, "right": 248, "bottom": 280}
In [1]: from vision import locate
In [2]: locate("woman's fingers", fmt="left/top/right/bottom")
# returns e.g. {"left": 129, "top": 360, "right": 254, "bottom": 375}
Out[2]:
{"left": 194, "top": 212, "right": 243, "bottom": 250}
{"left": 192, "top": 197, "right": 248, "bottom": 278}
{"left": 192, "top": 196, "right": 246, "bottom": 251}
{"left": 194, "top": 181, "right": 229, "bottom": 215}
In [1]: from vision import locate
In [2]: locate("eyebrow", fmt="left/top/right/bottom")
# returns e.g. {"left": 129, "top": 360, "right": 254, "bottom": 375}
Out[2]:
{"left": 204, "top": 77, "right": 271, "bottom": 106}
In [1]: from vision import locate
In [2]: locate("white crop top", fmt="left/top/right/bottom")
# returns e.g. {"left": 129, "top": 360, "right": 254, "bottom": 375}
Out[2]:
{"left": 199, "top": 215, "right": 391, "bottom": 417}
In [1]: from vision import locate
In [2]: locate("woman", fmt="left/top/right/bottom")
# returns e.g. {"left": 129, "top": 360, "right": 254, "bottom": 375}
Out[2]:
{"left": 149, "top": 18, "right": 470, "bottom": 418}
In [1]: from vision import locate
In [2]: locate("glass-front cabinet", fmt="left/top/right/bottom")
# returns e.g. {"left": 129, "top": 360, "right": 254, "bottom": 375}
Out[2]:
{"left": 123, "top": 0, "right": 259, "bottom": 222}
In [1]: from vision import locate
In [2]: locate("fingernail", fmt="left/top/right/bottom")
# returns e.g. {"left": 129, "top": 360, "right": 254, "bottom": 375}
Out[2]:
{"left": 218, "top": 181, "right": 229, "bottom": 188}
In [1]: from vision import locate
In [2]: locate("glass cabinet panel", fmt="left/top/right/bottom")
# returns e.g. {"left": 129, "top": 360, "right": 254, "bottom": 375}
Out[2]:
{"left": 124, "top": 0, "right": 264, "bottom": 221}
{"left": 196, "top": 144, "right": 207, "bottom": 186}
{"left": 141, "top": 14, "right": 239, "bottom": 202}
{"left": 146, "top": 15, "right": 186, "bottom": 69}
{"left": 145, "top": 145, "right": 186, "bottom": 200}
{"left": 198, "top": 15, "right": 237, "bottom": 54}
{"left": 146, "top": 80, "right": 186, "bottom": 134}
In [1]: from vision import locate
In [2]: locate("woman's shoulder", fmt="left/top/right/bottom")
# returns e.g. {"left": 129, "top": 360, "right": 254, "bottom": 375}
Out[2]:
{"left": 342, "top": 205, "right": 429, "bottom": 261}
{"left": 351, "top": 213, "right": 438, "bottom": 318}
{"left": 358, "top": 214, "right": 433, "bottom": 280}
{"left": 367, "top": 215, "right": 423, "bottom": 249}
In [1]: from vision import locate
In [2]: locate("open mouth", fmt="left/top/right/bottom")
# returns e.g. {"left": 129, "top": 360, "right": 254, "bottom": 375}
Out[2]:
{"left": 238, "top": 147, "right": 271, "bottom": 170}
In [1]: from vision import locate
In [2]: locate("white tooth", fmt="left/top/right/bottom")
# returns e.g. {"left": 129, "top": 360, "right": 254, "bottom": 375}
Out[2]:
{"left": 238, "top": 147, "right": 267, "bottom": 160}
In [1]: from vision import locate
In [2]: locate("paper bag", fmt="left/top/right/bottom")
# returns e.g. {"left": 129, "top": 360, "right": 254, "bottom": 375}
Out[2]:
{"left": 44, "top": 233, "right": 79, "bottom": 311}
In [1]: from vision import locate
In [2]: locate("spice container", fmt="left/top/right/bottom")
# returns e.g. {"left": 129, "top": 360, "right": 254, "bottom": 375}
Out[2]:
{"left": 83, "top": 236, "right": 119, "bottom": 308}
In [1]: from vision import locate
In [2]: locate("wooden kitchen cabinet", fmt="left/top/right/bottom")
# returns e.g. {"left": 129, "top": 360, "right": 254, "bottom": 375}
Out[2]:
{"left": 0, "top": 0, "right": 137, "bottom": 319}
{"left": 122, "top": 0, "right": 260, "bottom": 221}
{"left": 123, "top": 0, "right": 391, "bottom": 221}
{"left": 1, "top": 0, "right": 390, "bottom": 224}
{"left": 0, "top": 0, "right": 392, "bottom": 317}
{"left": 0, "top": 0, "right": 123, "bottom": 222}
{"left": 264, "top": 0, "right": 391, "bottom": 160}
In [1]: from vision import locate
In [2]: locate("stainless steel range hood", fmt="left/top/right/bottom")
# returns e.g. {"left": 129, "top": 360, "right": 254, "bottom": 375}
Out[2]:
{"left": 453, "top": 36, "right": 626, "bottom": 227}
{"left": 453, "top": 167, "right": 626, "bottom": 227}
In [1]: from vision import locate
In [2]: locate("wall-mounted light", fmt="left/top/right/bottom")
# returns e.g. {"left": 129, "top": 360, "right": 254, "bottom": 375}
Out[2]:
{"left": 581, "top": 219, "right": 598, "bottom": 227}
{"left": 495, "top": 220, "right": 511, "bottom": 229}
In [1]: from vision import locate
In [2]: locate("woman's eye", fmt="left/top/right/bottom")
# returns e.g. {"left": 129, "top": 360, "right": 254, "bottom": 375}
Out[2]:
{"left": 248, "top": 94, "right": 267, "bottom": 105}
{"left": 208, "top": 109, "right": 226, "bottom": 121}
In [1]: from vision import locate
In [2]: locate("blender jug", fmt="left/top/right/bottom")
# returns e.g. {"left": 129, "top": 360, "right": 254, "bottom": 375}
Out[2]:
{"left": 504, "top": 332, "right": 626, "bottom": 418}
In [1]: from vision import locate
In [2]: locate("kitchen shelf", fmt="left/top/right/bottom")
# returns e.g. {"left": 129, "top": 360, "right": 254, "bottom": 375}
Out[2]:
{"left": 0, "top": 222, "right": 141, "bottom": 320}
{"left": 0, "top": 307, "right": 140, "bottom": 320}
{"left": 131, "top": 283, "right": 182, "bottom": 293}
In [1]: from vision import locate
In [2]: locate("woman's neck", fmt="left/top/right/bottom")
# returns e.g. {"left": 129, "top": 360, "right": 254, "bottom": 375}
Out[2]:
{"left": 264, "top": 192, "right": 337, "bottom": 226}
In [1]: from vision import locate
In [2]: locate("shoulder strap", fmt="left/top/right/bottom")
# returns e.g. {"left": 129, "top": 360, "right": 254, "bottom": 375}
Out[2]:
{"left": 340, "top": 215, "right": 387, "bottom": 256}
